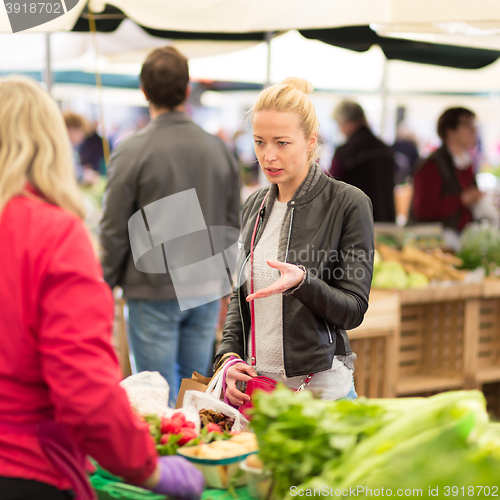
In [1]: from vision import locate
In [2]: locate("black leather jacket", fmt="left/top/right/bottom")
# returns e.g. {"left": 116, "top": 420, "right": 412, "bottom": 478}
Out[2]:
{"left": 214, "top": 169, "right": 374, "bottom": 378}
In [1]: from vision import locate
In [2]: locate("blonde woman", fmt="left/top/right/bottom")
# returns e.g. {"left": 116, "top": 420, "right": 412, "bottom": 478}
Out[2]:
{"left": 0, "top": 77, "right": 203, "bottom": 500}
{"left": 215, "top": 78, "right": 374, "bottom": 406}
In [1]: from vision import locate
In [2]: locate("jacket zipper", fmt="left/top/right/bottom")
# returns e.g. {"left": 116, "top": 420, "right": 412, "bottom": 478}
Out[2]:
{"left": 285, "top": 208, "right": 294, "bottom": 262}
{"left": 281, "top": 207, "right": 295, "bottom": 378}
{"left": 325, "top": 319, "right": 333, "bottom": 344}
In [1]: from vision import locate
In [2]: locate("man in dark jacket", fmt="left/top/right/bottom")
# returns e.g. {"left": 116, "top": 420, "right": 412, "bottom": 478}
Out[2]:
{"left": 329, "top": 100, "right": 396, "bottom": 222}
{"left": 100, "top": 47, "right": 240, "bottom": 405}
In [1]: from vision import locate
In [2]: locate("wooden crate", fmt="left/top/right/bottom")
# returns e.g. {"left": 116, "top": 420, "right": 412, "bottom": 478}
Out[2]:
{"left": 481, "top": 382, "right": 500, "bottom": 420}
{"left": 473, "top": 280, "right": 500, "bottom": 384}
{"left": 349, "top": 291, "right": 400, "bottom": 398}
{"left": 396, "top": 284, "right": 482, "bottom": 396}
{"left": 113, "top": 295, "right": 132, "bottom": 379}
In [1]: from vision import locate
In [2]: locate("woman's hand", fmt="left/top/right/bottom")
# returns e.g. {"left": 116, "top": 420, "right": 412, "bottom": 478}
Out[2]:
{"left": 246, "top": 260, "right": 304, "bottom": 301}
{"left": 225, "top": 363, "right": 257, "bottom": 406}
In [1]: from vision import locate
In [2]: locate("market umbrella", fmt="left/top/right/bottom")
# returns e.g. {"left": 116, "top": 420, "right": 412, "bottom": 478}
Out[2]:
{"left": 82, "top": 0, "right": 500, "bottom": 35}
{"left": 300, "top": 26, "right": 500, "bottom": 70}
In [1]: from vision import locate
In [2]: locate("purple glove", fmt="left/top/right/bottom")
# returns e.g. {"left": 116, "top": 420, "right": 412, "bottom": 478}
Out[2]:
{"left": 152, "top": 456, "right": 204, "bottom": 499}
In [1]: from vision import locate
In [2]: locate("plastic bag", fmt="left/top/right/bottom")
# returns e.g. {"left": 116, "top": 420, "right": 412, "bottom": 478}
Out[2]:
{"left": 120, "top": 371, "right": 170, "bottom": 417}
{"left": 182, "top": 390, "right": 250, "bottom": 432}
{"left": 120, "top": 371, "right": 200, "bottom": 430}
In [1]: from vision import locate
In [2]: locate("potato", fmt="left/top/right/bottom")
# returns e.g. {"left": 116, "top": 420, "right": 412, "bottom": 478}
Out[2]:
{"left": 209, "top": 441, "right": 248, "bottom": 457}
{"left": 209, "top": 440, "right": 240, "bottom": 451}
{"left": 197, "top": 444, "right": 223, "bottom": 459}
{"left": 230, "top": 432, "right": 256, "bottom": 443}
{"left": 180, "top": 446, "right": 200, "bottom": 457}
{"left": 230, "top": 433, "right": 258, "bottom": 451}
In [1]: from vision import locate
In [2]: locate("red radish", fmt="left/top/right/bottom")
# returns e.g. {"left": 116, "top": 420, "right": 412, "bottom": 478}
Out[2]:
{"left": 162, "top": 420, "right": 181, "bottom": 435}
{"left": 178, "top": 429, "right": 197, "bottom": 446}
{"left": 160, "top": 417, "right": 171, "bottom": 434}
{"left": 160, "top": 418, "right": 171, "bottom": 434}
{"left": 206, "top": 423, "right": 222, "bottom": 433}
{"left": 182, "top": 421, "right": 195, "bottom": 429}
{"left": 160, "top": 434, "right": 171, "bottom": 445}
{"left": 171, "top": 412, "right": 186, "bottom": 424}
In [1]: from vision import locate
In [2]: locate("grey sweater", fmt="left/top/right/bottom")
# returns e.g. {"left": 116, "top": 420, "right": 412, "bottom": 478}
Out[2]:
{"left": 100, "top": 111, "right": 240, "bottom": 301}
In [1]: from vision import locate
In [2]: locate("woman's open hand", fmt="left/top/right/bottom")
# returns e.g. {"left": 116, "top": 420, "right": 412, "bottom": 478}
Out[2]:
{"left": 225, "top": 363, "right": 257, "bottom": 406}
{"left": 246, "top": 260, "right": 304, "bottom": 301}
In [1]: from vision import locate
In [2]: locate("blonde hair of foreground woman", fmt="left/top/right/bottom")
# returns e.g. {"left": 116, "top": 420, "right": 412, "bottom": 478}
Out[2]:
{"left": 0, "top": 76, "right": 85, "bottom": 219}
{"left": 252, "top": 77, "right": 320, "bottom": 165}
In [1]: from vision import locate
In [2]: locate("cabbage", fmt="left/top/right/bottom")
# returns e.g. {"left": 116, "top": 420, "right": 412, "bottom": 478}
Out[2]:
{"left": 372, "top": 261, "right": 409, "bottom": 289}
{"left": 408, "top": 271, "right": 430, "bottom": 289}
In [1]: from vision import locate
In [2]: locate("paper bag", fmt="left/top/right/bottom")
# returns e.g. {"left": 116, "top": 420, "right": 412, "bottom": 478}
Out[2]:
{"left": 176, "top": 371, "right": 212, "bottom": 408}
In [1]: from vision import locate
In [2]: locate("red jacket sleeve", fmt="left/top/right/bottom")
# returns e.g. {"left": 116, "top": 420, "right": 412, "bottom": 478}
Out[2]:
{"left": 37, "top": 217, "right": 157, "bottom": 484}
{"left": 412, "top": 160, "right": 464, "bottom": 221}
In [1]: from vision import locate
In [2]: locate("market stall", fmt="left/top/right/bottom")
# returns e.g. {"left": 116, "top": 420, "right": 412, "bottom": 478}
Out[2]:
{"left": 351, "top": 223, "right": 500, "bottom": 417}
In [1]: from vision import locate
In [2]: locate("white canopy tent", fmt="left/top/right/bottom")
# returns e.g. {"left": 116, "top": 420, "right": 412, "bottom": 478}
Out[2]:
{"left": 0, "top": 19, "right": 260, "bottom": 71}
{"left": 86, "top": 0, "right": 500, "bottom": 34}
{"left": 1, "top": 0, "right": 500, "bottom": 34}
{"left": 188, "top": 30, "right": 500, "bottom": 95}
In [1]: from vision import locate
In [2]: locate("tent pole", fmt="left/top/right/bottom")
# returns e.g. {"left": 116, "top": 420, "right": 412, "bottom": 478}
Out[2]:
{"left": 379, "top": 55, "right": 388, "bottom": 141}
{"left": 258, "top": 30, "right": 274, "bottom": 188}
{"left": 44, "top": 32, "right": 53, "bottom": 95}
{"left": 265, "top": 31, "right": 273, "bottom": 88}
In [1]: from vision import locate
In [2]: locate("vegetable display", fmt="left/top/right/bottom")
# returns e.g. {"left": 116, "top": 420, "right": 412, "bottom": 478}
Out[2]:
{"left": 251, "top": 387, "right": 500, "bottom": 499}
{"left": 373, "top": 244, "right": 466, "bottom": 289}
{"left": 457, "top": 222, "right": 500, "bottom": 276}
{"left": 199, "top": 409, "right": 235, "bottom": 432}
{"left": 145, "top": 410, "right": 234, "bottom": 456}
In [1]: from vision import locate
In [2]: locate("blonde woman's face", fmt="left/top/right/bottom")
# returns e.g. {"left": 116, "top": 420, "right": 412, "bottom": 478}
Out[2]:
{"left": 253, "top": 110, "right": 316, "bottom": 191}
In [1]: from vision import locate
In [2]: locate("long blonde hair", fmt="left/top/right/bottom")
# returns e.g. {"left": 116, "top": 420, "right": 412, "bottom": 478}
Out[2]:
{"left": 0, "top": 76, "right": 85, "bottom": 219}
{"left": 252, "top": 77, "right": 320, "bottom": 165}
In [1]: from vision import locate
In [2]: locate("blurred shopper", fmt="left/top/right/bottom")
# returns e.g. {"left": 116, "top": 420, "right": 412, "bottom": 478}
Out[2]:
{"left": 63, "top": 111, "right": 87, "bottom": 183}
{"left": 79, "top": 121, "right": 106, "bottom": 176}
{"left": 100, "top": 47, "right": 240, "bottom": 406}
{"left": 409, "top": 107, "right": 481, "bottom": 234}
{"left": 330, "top": 100, "right": 396, "bottom": 222}
{"left": 216, "top": 78, "right": 374, "bottom": 405}
{"left": 0, "top": 77, "right": 203, "bottom": 500}
{"left": 392, "top": 122, "right": 420, "bottom": 184}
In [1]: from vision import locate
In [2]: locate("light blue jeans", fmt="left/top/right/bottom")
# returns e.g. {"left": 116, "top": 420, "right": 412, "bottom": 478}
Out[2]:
{"left": 127, "top": 298, "right": 220, "bottom": 407}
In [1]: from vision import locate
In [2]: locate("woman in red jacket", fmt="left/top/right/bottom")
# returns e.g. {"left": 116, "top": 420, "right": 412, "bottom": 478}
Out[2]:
{"left": 0, "top": 77, "right": 203, "bottom": 499}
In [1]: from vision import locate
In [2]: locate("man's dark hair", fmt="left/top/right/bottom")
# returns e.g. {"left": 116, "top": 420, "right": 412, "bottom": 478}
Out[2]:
{"left": 437, "top": 107, "right": 475, "bottom": 141}
{"left": 140, "top": 47, "right": 189, "bottom": 110}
